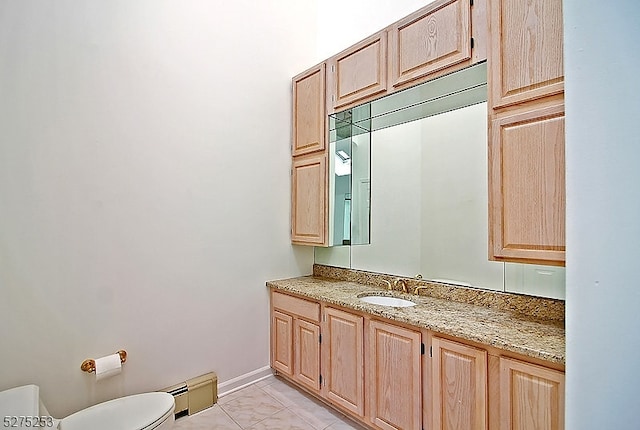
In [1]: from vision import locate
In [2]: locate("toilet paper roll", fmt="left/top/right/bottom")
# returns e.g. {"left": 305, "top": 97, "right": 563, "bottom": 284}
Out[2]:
{"left": 94, "top": 353, "right": 122, "bottom": 381}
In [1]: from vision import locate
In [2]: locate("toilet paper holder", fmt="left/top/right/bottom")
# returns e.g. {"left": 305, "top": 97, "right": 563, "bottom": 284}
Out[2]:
{"left": 81, "top": 350, "right": 127, "bottom": 373}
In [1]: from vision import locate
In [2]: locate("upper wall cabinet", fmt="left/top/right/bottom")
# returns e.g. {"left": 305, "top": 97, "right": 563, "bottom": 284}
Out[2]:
{"left": 292, "top": 64, "right": 327, "bottom": 156}
{"left": 291, "top": 152, "right": 327, "bottom": 246}
{"left": 292, "top": 0, "right": 488, "bottom": 247}
{"left": 327, "top": 0, "right": 487, "bottom": 112}
{"left": 388, "top": 0, "right": 472, "bottom": 90}
{"left": 291, "top": 63, "right": 329, "bottom": 247}
{"left": 488, "top": 0, "right": 564, "bottom": 108}
{"left": 487, "top": 0, "right": 565, "bottom": 266}
{"left": 329, "top": 31, "right": 388, "bottom": 112}
{"left": 489, "top": 103, "right": 565, "bottom": 265}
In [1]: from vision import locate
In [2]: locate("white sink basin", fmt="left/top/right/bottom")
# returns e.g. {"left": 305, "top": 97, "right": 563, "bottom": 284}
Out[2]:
{"left": 358, "top": 295, "right": 416, "bottom": 308}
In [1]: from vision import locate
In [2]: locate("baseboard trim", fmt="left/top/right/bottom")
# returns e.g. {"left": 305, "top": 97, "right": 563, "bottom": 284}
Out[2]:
{"left": 217, "top": 366, "right": 274, "bottom": 398}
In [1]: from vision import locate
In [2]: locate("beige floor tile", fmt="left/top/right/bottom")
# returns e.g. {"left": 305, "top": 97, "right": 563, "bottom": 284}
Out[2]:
{"left": 247, "top": 408, "right": 315, "bottom": 430}
{"left": 253, "top": 375, "right": 277, "bottom": 388}
{"left": 218, "top": 384, "right": 263, "bottom": 405}
{"left": 173, "top": 405, "right": 241, "bottom": 430}
{"left": 325, "top": 417, "right": 371, "bottom": 430}
{"left": 176, "top": 374, "right": 371, "bottom": 430}
{"left": 219, "top": 386, "right": 286, "bottom": 428}
{"left": 259, "top": 378, "right": 315, "bottom": 408}
{"left": 288, "top": 395, "right": 343, "bottom": 429}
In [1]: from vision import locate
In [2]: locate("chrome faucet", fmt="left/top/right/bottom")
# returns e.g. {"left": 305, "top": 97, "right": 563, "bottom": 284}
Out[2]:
{"left": 394, "top": 278, "right": 408, "bottom": 293}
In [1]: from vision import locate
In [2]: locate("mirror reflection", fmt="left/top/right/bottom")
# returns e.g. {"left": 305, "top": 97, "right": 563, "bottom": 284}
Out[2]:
{"left": 328, "top": 107, "right": 371, "bottom": 247}
{"left": 317, "top": 63, "right": 565, "bottom": 299}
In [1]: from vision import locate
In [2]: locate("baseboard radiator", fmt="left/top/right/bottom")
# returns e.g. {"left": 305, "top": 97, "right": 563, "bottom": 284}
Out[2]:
{"left": 163, "top": 372, "right": 218, "bottom": 418}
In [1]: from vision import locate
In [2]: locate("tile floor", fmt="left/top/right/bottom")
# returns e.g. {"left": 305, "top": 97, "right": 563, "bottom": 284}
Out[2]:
{"left": 173, "top": 375, "right": 368, "bottom": 430}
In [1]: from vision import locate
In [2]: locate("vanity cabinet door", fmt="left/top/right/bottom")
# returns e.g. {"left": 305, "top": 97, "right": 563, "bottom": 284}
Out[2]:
{"left": 388, "top": 0, "right": 472, "bottom": 90}
{"left": 429, "top": 337, "right": 488, "bottom": 430}
{"left": 329, "top": 31, "right": 388, "bottom": 112}
{"left": 322, "top": 307, "right": 365, "bottom": 416}
{"left": 292, "top": 63, "right": 326, "bottom": 156}
{"left": 294, "top": 319, "right": 321, "bottom": 392}
{"left": 488, "top": 0, "right": 564, "bottom": 108}
{"left": 368, "top": 320, "right": 422, "bottom": 430}
{"left": 271, "top": 291, "right": 322, "bottom": 392}
{"left": 488, "top": 103, "right": 565, "bottom": 265}
{"left": 291, "top": 152, "right": 328, "bottom": 246}
{"left": 271, "top": 310, "right": 293, "bottom": 376}
{"left": 499, "top": 357, "right": 565, "bottom": 430}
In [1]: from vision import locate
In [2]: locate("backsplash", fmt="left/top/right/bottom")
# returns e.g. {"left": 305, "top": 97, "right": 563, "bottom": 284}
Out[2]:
{"left": 313, "top": 264, "right": 565, "bottom": 322}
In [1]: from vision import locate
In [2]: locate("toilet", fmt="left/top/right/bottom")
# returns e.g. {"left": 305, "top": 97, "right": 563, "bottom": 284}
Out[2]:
{"left": 0, "top": 384, "right": 174, "bottom": 430}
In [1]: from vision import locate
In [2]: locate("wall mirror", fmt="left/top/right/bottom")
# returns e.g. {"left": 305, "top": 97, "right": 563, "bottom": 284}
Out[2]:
{"left": 317, "top": 63, "right": 566, "bottom": 299}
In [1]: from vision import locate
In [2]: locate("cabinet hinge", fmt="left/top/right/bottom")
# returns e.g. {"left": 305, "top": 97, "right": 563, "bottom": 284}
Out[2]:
{"left": 470, "top": 37, "right": 475, "bottom": 49}
{"left": 470, "top": 0, "right": 473, "bottom": 5}
{"left": 421, "top": 343, "right": 425, "bottom": 355}
{"left": 319, "top": 334, "right": 322, "bottom": 344}
{"left": 319, "top": 374, "right": 322, "bottom": 385}
{"left": 430, "top": 346, "right": 433, "bottom": 357}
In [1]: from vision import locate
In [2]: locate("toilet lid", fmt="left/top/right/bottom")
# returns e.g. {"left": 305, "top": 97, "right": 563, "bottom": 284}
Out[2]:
{"left": 59, "top": 392, "right": 174, "bottom": 430}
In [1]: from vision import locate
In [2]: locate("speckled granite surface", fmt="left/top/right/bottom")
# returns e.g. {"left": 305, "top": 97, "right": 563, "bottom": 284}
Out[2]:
{"left": 267, "top": 267, "right": 565, "bottom": 365}
{"left": 313, "top": 264, "right": 565, "bottom": 322}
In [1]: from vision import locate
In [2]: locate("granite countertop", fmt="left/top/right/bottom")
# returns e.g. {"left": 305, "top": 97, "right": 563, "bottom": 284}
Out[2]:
{"left": 267, "top": 275, "right": 565, "bottom": 365}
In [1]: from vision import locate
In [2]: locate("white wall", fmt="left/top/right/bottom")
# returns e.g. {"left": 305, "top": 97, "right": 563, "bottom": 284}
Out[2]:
{"left": 564, "top": 1, "right": 640, "bottom": 428}
{"left": 0, "top": 0, "right": 315, "bottom": 417}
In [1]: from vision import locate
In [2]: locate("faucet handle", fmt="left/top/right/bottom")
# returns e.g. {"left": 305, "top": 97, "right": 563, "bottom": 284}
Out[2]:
{"left": 382, "top": 280, "right": 392, "bottom": 290}
{"left": 394, "top": 278, "right": 408, "bottom": 293}
{"left": 414, "top": 285, "right": 429, "bottom": 295}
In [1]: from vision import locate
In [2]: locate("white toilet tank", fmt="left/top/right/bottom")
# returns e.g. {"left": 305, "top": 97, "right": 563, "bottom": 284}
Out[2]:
{"left": 0, "top": 385, "right": 55, "bottom": 430}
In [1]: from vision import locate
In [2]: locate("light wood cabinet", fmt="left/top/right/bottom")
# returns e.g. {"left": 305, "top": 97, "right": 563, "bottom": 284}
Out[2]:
{"left": 499, "top": 357, "right": 565, "bottom": 430}
{"left": 489, "top": 102, "right": 565, "bottom": 265}
{"left": 322, "top": 307, "right": 365, "bottom": 416}
{"left": 429, "top": 336, "right": 488, "bottom": 430}
{"left": 294, "top": 319, "right": 321, "bottom": 391}
{"left": 329, "top": 31, "right": 388, "bottom": 112}
{"left": 270, "top": 290, "right": 564, "bottom": 430}
{"left": 487, "top": 0, "right": 565, "bottom": 265}
{"left": 291, "top": 64, "right": 328, "bottom": 246}
{"left": 271, "top": 310, "right": 293, "bottom": 376}
{"left": 488, "top": 0, "right": 564, "bottom": 109}
{"left": 291, "top": 151, "right": 327, "bottom": 246}
{"left": 270, "top": 292, "right": 321, "bottom": 392}
{"left": 388, "top": 0, "right": 472, "bottom": 90}
{"left": 292, "top": 64, "right": 326, "bottom": 156}
{"left": 367, "top": 320, "right": 422, "bottom": 430}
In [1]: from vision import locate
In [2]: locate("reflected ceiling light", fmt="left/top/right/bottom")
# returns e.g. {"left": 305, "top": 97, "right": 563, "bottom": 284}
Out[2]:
{"left": 335, "top": 153, "right": 351, "bottom": 177}
{"left": 336, "top": 150, "right": 350, "bottom": 162}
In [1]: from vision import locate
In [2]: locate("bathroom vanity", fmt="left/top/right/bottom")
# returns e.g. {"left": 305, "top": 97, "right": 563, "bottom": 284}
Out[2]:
{"left": 268, "top": 266, "right": 565, "bottom": 430}
{"left": 283, "top": 0, "right": 566, "bottom": 428}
